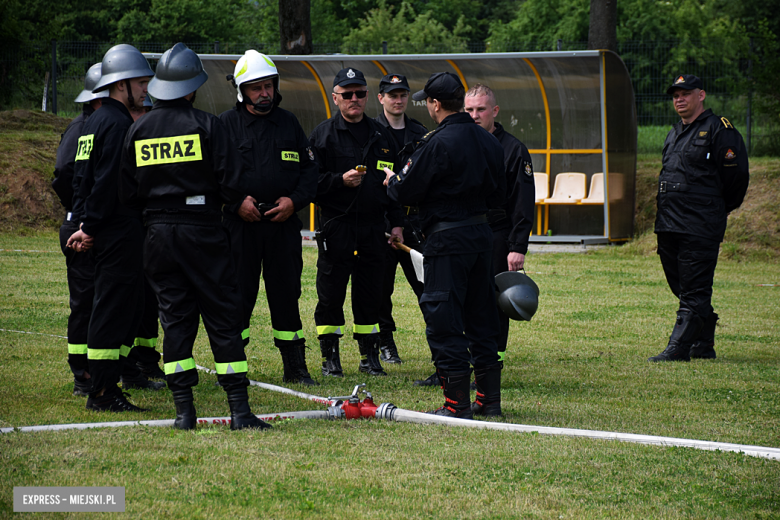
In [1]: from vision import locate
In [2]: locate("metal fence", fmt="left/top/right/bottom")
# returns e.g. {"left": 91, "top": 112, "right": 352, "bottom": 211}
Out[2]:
{"left": 1, "top": 39, "right": 775, "bottom": 153}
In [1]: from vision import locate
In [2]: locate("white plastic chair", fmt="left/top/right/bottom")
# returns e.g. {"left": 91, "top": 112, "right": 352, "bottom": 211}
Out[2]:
{"left": 543, "top": 172, "right": 587, "bottom": 204}
{"left": 579, "top": 173, "right": 604, "bottom": 204}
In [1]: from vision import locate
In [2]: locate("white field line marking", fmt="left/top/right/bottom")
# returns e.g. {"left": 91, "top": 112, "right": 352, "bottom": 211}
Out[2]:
{"left": 0, "top": 249, "right": 59, "bottom": 253}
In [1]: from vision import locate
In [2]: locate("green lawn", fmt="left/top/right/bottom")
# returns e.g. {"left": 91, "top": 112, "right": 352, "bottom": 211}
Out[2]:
{"left": 1, "top": 232, "right": 779, "bottom": 519}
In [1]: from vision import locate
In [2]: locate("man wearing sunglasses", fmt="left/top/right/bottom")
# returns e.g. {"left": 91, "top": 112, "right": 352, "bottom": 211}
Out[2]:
{"left": 309, "top": 67, "right": 404, "bottom": 378}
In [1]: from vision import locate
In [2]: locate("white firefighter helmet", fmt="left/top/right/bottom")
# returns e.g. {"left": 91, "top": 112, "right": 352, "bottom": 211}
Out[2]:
{"left": 231, "top": 50, "right": 279, "bottom": 102}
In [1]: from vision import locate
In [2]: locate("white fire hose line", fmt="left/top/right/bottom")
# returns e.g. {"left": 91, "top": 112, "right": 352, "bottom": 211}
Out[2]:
{"left": 0, "top": 329, "right": 67, "bottom": 339}
{"left": 0, "top": 411, "right": 333, "bottom": 434}
{"left": 1, "top": 331, "right": 778, "bottom": 461}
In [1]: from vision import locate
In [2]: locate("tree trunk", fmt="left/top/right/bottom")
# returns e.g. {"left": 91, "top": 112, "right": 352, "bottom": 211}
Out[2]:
{"left": 279, "top": 0, "right": 312, "bottom": 55}
{"left": 588, "top": 0, "right": 617, "bottom": 51}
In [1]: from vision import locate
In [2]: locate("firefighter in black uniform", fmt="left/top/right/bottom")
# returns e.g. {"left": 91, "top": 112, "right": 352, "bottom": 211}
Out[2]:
{"left": 220, "top": 50, "right": 318, "bottom": 386}
{"left": 374, "top": 73, "right": 427, "bottom": 365}
{"left": 385, "top": 72, "right": 506, "bottom": 419}
{"left": 309, "top": 67, "right": 404, "bottom": 378}
{"left": 649, "top": 74, "right": 749, "bottom": 362}
{"left": 67, "top": 44, "right": 160, "bottom": 412}
{"left": 465, "top": 84, "right": 535, "bottom": 409}
{"left": 52, "top": 62, "right": 107, "bottom": 396}
{"left": 119, "top": 43, "right": 270, "bottom": 430}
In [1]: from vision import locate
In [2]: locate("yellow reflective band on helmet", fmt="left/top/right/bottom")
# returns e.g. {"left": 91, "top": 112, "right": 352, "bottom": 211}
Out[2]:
{"left": 353, "top": 323, "right": 380, "bottom": 334}
{"left": 119, "top": 344, "right": 133, "bottom": 357}
{"left": 262, "top": 55, "right": 276, "bottom": 68}
{"left": 75, "top": 134, "right": 94, "bottom": 161}
{"left": 68, "top": 343, "right": 88, "bottom": 355}
{"left": 165, "top": 357, "right": 196, "bottom": 375}
{"left": 241, "top": 328, "right": 250, "bottom": 340}
{"left": 282, "top": 151, "right": 299, "bottom": 162}
{"left": 215, "top": 361, "right": 248, "bottom": 375}
{"left": 272, "top": 329, "right": 304, "bottom": 341}
{"left": 135, "top": 134, "right": 202, "bottom": 167}
{"left": 134, "top": 337, "right": 157, "bottom": 348}
{"left": 498, "top": 351, "right": 506, "bottom": 362}
{"left": 377, "top": 160, "right": 394, "bottom": 171}
{"left": 236, "top": 60, "right": 249, "bottom": 78}
{"left": 87, "top": 348, "right": 120, "bottom": 360}
{"left": 316, "top": 325, "right": 343, "bottom": 336}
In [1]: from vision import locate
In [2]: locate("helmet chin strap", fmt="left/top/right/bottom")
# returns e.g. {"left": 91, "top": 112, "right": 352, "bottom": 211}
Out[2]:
{"left": 251, "top": 99, "right": 274, "bottom": 112}
{"left": 125, "top": 79, "right": 136, "bottom": 110}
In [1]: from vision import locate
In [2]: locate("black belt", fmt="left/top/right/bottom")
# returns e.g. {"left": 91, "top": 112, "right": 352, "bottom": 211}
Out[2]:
{"left": 404, "top": 206, "right": 419, "bottom": 215}
{"left": 144, "top": 210, "right": 222, "bottom": 226}
{"left": 659, "top": 181, "right": 721, "bottom": 197}
{"left": 424, "top": 214, "right": 488, "bottom": 236}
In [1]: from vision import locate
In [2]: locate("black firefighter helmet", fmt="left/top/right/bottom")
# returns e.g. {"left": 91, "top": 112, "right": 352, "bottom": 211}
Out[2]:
{"left": 495, "top": 271, "right": 539, "bottom": 321}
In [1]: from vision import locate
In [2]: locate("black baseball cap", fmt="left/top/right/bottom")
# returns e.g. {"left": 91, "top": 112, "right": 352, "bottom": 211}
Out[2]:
{"left": 411, "top": 72, "right": 464, "bottom": 102}
{"left": 666, "top": 74, "right": 703, "bottom": 95}
{"left": 379, "top": 74, "right": 410, "bottom": 93}
{"left": 333, "top": 67, "right": 367, "bottom": 88}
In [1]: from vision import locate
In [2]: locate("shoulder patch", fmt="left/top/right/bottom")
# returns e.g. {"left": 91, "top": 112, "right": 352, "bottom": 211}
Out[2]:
{"left": 720, "top": 117, "right": 733, "bottom": 129}
{"left": 725, "top": 149, "right": 736, "bottom": 160}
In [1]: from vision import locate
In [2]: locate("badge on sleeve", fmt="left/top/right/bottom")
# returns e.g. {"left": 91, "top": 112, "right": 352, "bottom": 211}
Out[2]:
{"left": 307, "top": 147, "right": 314, "bottom": 161}
{"left": 524, "top": 162, "right": 532, "bottom": 176}
{"left": 725, "top": 149, "right": 736, "bottom": 160}
{"left": 402, "top": 159, "right": 412, "bottom": 174}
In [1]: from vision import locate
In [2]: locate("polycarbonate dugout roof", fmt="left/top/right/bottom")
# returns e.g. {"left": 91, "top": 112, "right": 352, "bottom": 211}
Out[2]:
{"left": 144, "top": 51, "right": 637, "bottom": 242}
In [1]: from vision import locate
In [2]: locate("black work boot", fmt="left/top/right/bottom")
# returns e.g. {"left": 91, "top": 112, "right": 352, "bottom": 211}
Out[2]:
{"left": 648, "top": 309, "right": 703, "bottom": 362}
{"left": 279, "top": 344, "right": 318, "bottom": 386}
{"left": 428, "top": 369, "right": 473, "bottom": 419}
{"left": 121, "top": 372, "right": 167, "bottom": 391}
{"left": 73, "top": 373, "right": 92, "bottom": 397}
{"left": 226, "top": 387, "right": 272, "bottom": 430}
{"left": 414, "top": 371, "right": 441, "bottom": 387}
{"left": 320, "top": 337, "right": 343, "bottom": 377}
{"left": 86, "top": 387, "right": 149, "bottom": 412}
{"left": 137, "top": 361, "right": 166, "bottom": 380}
{"left": 379, "top": 330, "right": 403, "bottom": 364}
{"left": 690, "top": 312, "right": 718, "bottom": 359}
{"left": 172, "top": 388, "right": 197, "bottom": 430}
{"left": 358, "top": 335, "right": 387, "bottom": 376}
{"left": 471, "top": 363, "right": 503, "bottom": 417}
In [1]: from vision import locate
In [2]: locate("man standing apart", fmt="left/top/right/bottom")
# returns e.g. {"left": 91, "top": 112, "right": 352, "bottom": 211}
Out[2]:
{"left": 385, "top": 73, "right": 506, "bottom": 418}
{"left": 649, "top": 74, "right": 749, "bottom": 362}
{"left": 220, "top": 50, "right": 318, "bottom": 386}
{"left": 374, "top": 73, "right": 427, "bottom": 365}
{"left": 309, "top": 67, "right": 404, "bottom": 377}
{"left": 465, "top": 84, "right": 535, "bottom": 413}
{"left": 52, "top": 62, "right": 107, "bottom": 396}
{"left": 119, "top": 43, "right": 271, "bottom": 430}
{"left": 67, "top": 45, "right": 156, "bottom": 412}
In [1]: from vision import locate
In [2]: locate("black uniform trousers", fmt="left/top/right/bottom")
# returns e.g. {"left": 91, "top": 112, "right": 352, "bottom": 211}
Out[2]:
{"left": 657, "top": 232, "right": 720, "bottom": 320}
{"left": 420, "top": 244, "right": 501, "bottom": 372}
{"left": 223, "top": 215, "right": 305, "bottom": 349}
{"left": 492, "top": 226, "right": 511, "bottom": 357}
{"left": 128, "top": 274, "right": 161, "bottom": 366}
{"left": 144, "top": 222, "right": 249, "bottom": 393}
{"left": 315, "top": 220, "right": 385, "bottom": 339}
{"left": 59, "top": 219, "right": 94, "bottom": 378}
{"left": 378, "top": 223, "right": 424, "bottom": 332}
{"left": 87, "top": 217, "right": 145, "bottom": 397}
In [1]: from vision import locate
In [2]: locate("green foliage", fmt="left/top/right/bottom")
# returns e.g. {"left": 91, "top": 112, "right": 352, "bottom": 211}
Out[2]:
{"left": 342, "top": 1, "right": 470, "bottom": 54}
{"left": 487, "top": 0, "right": 590, "bottom": 51}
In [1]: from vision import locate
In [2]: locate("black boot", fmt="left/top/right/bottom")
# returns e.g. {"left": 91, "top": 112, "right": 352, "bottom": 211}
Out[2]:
{"left": 226, "top": 387, "right": 272, "bottom": 430}
{"left": 414, "top": 371, "right": 441, "bottom": 387}
{"left": 690, "top": 312, "right": 718, "bottom": 359}
{"left": 121, "top": 363, "right": 166, "bottom": 390}
{"left": 320, "top": 337, "right": 343, "bottom": 377}
{"left": 428, "top": 369, "right": 473, "bottom": 419}
{"left": 172, "top": 388, "right": 197, "bottom": 430}
{"left": 648, "top": 309, "right": 703, "bottom": 362}
{"left": 137, "top": 361, "right": 166, "bottom": 380}
{"left": 86, "top": 387, "right": 148, "bottom": 412}
{"left": 379, "top": 330, "right": 403, "bottom": 364}
{"left": 279, "top": 344, "right": 318, "bottom": 386}
{"left": 471, "top": 363, "right": 502, "bottom": 417}
{"left": 73, "top": 373, "right": 92, "bottom": 397}
{"left": 358, "top": 335, "right": 387, "bottom": 376}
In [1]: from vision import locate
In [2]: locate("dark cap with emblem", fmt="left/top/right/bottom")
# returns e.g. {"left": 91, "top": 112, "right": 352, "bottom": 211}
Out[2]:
{"left": 334, "top": 67, "right": 367, "bottom": 88}
{"left": 379, "top": 74, "right": 410, "bottom": 93}
{"left": 412, "top": 72, "right": 464, "bottom": 102}
{"left": 666, "top": 74, "right": 703, "bottom": 95}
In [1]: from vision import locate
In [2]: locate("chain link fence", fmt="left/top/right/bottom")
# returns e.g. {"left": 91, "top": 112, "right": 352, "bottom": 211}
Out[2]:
{"left": 1, "top": 39, "right": 775, "bottom": 154}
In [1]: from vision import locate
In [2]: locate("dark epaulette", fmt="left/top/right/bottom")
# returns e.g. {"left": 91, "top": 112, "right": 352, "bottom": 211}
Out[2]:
{"left": 420, "top": 126, "right": 441, "bottom": 143}
{"left": 720, "top": 117, "right": 734, "bottom": 129}
{"left": 409, "top": 117, "right": 429, "bottom": 131}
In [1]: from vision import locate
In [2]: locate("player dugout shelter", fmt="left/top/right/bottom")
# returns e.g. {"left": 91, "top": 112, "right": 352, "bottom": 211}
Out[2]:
{"left": 144, "top": 50, "right": 637, "bottom": 243}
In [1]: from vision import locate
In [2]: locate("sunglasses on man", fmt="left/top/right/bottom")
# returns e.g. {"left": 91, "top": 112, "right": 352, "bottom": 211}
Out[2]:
{"left": 338, "top": 90, "right": 368, "bottom": 99}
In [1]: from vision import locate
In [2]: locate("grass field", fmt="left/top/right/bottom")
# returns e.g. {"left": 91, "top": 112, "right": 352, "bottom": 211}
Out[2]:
{"left": 1, "top": 232, "right": 778, "bottom": 519}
